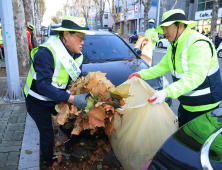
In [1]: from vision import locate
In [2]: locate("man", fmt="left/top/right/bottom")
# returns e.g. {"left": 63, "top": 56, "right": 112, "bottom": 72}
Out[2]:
{"left": 129, "top": 9, "right": 222, "bottom": 127}
{"left": 134, "top": 29, "right": 137, "bottom": 35}
{"left": 215, "top": 34, "right": 222, "bottom": 49}
{"left": 0, "top": 23, "right": 4, "bottom": 60}
{"left": 201, "top": 31, "right": 205, "bottom": 35}
{"left": 27, "top": 24, "right": 35, "bottom": 52}
{"left": 24, "top": 16, "right": 94, "bottom": 167}
{"left": 144, "top": 19, "right": 159, "bottom": 50}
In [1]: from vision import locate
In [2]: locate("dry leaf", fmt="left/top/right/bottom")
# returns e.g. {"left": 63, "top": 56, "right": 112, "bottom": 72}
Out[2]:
{"left": 71, "top": 125, "right": 83, "bottom": 135}
{"left": 94, "top": 147, "right": 105, "bottom": 156}
{"left": 57, "top": 104, "right": 70, "bottom": 125}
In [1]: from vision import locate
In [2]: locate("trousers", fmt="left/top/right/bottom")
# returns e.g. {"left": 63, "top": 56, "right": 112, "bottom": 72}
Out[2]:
{"left": 178, "top": 104, "right": 219, "bottom": 128}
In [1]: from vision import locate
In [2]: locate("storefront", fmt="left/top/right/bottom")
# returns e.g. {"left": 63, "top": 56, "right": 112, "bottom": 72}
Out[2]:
{"left": 195, "top": 7, "right": 222, "bottom": 36}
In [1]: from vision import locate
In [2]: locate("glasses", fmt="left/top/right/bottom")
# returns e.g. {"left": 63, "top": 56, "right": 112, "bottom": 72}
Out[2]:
{"left": 74, "top": 33, "right": 86, "bottom": 42}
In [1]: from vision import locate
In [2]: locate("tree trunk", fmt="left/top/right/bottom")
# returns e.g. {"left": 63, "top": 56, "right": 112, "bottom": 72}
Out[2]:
{"left": 100, "top": 0, "right": 104, "bottom": 29}
{"left": 23, "top": 0, "right": 36, "bottom": 47}
{"left": 143, "top": 0, "right": 152, "bottom": 31}
{"left": 161, "top": 0, "right": 167, "bottom": 13}
{"left": 122, "top": 0, "right": 128, "bottom": 38}
{"left": 12, "top": 0, "right": 30, "bottom": 76}
{"left": 211, "top": 0, "right": 221, "bottom": 44}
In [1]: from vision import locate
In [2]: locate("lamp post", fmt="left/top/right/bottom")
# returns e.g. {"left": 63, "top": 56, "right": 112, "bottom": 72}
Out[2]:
{"left": 0, "top": 0, "right": 24, "bottom": 102}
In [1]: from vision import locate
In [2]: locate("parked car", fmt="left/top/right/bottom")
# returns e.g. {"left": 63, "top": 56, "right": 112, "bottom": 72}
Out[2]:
{"left": 81, "top": 31, "right": 172, "bottom": 106}
{"left": 217, "top": 42, "right": 222, "bottom": 58}
{"left": 142, "top": 107, "right": 222, "bottom": 170}
{"left": 43, "top": 24, "right": 61, "bottom": 42}
{"left": 129, "top": 32, "right": 145, "bottom": 43}
{"left": 157, "top": 38, "right": 170, "bottom": 48}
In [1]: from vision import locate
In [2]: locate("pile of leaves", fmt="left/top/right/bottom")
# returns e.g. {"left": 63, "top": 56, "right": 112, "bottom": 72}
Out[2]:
{"left": 53, "top": 71, "right": 130, "bottom": 137}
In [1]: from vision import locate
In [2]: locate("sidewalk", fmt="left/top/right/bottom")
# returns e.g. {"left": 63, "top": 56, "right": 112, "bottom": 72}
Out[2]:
{"left": 0, "top": 78, "right": 27, "bottom": 170}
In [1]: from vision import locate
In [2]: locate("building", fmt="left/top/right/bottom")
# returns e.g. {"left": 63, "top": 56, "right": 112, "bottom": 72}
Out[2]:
{"left": 156, "top": 0, "right": 222, "bottom": 37}
{"left": 114, "top": 0, "right": 157, "bottom": 35}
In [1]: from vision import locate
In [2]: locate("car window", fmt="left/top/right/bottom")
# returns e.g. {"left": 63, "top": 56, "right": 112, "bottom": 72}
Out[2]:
{"left": 50, "top": 25, "right": 60, "bottom": 35}
{"left": 82, "top": 35, "right": 136, "bottom": 63}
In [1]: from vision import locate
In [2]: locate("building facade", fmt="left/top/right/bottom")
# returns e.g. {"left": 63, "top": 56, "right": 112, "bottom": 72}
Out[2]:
{"left": 114, "top": 0, "right": 157, "bottom": 35}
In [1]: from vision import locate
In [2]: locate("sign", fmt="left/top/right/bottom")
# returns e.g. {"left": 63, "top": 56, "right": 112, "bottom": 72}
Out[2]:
{"left": 195, "top": 8, "right": 222, "bottom": 20}
{"left": 115, "top": 13, "right": 120, "bottom": 20}
{"left": 120, "top": 10, "right": 134, "bottom": 21}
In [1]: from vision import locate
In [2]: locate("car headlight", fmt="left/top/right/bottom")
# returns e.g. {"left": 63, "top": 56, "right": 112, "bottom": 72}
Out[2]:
{"left": 162, "top": 76, "right": 170, "bottom": 89}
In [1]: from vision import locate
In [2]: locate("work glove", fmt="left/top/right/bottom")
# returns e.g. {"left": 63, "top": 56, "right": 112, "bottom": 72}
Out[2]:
{"left": 128, "top": 73, "right": 141, "bottom": 79}
{"left": 72, "top": 93, "right": 89, "bottom": 111}
{"left": 148, "top": 89, "right": 167, "bottom": 105}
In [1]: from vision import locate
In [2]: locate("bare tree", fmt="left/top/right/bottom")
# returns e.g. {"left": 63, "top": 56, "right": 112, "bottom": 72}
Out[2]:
{"left": 211, "top": 0, "right": 221, "bottom": 44}
{"left": 171, "top": 0, "right": 179, "bottom": 9}
{"left": 99, "top": 0, "right": 106, "bottom": 29}
{"left": 107, "top": 0, "right": 119, "bottom": 31}
{"left": 142, "top": 0, "right": 152, "bottom": 31}
{"left": 79, "top": 0, "right": 91, "bottom": 27}
{"left": 122, "top": 0, "right": 128, "bottom": 38}
{"left": 161, "top": 0, "right": 167, "bottom": 13}
{"left": 93, "top": 0, "right": 100, "bottom": 30}
{"left": 12, "top": 0, "right": 30, "bottom": 76}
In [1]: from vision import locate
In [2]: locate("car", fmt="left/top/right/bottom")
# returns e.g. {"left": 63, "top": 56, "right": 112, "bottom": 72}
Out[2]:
{"left": 43, "top": 24, "right": 61, "bottom": 42}
{"left": 142, "top": 107, "right": 222, "bottom": 170}
{"left": 157, "top": 38, "right": 170, "bottom": 48}
{"left": 217, "top": 42, "right": 222, "bottom": 58}
{"left": 129, "top": 32, "right": 145, "bottom": 43}
{"left": 81, "top": 31, "right": 172, "bottom": 106}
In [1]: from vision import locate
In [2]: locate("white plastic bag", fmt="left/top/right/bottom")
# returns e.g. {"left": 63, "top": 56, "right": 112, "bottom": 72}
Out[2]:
{"left": 112, "top": 77, "right": 178, "bottom": 170}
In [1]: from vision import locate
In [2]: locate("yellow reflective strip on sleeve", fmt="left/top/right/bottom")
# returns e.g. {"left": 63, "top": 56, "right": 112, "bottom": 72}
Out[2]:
{"left": 182, "top": 101, "right": 221, "bottom": 112}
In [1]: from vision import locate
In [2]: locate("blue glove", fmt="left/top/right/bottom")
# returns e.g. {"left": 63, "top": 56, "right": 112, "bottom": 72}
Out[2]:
{"left": 72, "top": 93, "right": 89, "bottom": 110}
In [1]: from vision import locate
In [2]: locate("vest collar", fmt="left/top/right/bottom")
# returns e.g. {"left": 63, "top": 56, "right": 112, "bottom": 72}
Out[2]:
{"left": 174, "top": 28, "right": 191, "bottom": 46}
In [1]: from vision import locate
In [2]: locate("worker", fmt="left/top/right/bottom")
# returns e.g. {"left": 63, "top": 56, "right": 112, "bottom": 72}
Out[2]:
{"left": 27, "top": 24, "right": 35, "bottom": 52}
{"left": 24, "top": 16, "right": 94, "bottom": 167}
{"left": 0, "top": 23, "right": 4, "bottom": 60}
{"left": 144, "top": 19, "right": 159, "bottom": 50}
{"left": 129, "top": 9, "right": 222, "bottom": 127}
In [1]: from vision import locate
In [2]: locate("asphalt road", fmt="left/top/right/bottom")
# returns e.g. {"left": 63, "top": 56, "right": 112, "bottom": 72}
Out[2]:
{"left": 126, "top": 41, "right": 222, "bottom": 116}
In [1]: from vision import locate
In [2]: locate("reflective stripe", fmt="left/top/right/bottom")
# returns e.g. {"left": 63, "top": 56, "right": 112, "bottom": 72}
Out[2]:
{"left": 51, "top": 82, "right": 67, "bottom": 89}
{"left": 181, "top": 35, "right": 195, "bottom": 74}
{"left": 182, "top": 101, "right": 220, "bottom": 112}
{"left": 25, "top": 83, "right": 53, "bottom": 101}
{"left": 182, "top": 87, "right": 210, "bottom": 97}
{"left": 52, "top": 57, "right": 61, "bottom": 83}
{"left": 208, "top": 63, "right": 219, "bottom": 76}
{"left": 29, "top": 68, "right": 36, "bottom": 80}
{"left": 171, "top": 63, "right": 219, "bottom": 79}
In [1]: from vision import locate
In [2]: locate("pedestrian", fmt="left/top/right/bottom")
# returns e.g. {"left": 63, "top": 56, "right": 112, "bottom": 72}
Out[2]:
{"left": 0, "top": 23, "right": 4, "bottom": 60}
{"left": 144, "top": 19, "right": 159, "bottom": 50}
{"left": 27, "top": 24, "right": 35, "bottom": 52}
{"left": 206, "top": 32, "right": 212, "bottom": 40}
{"left": 24, "top": 16, "right": 94, "bottom": 168}
{"left": 201, "top": 31, "right": 205, "bottom": 35}
{"left": 215, "top": 34, "right": 222, "bottom": 49}
{"left": 128, "top": 9, "right": 222, "bottom": 127}
{"left": 134, "top": 29, "right": 137, "bottom": 35}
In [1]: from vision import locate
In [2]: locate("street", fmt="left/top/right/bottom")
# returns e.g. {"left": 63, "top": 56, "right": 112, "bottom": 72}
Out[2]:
{"left": 126, "top": 40, "right": 222, "bottom": 116}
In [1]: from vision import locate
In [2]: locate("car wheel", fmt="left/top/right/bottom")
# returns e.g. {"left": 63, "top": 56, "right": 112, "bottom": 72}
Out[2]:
{"left": 158, "top": 42, "right": 163, "bottom": 48}
{"left": 129, "top": 38, "right": 132, "bottom": 43}
{"left": 218, "top": 50, "right": 222, "bottom": 58}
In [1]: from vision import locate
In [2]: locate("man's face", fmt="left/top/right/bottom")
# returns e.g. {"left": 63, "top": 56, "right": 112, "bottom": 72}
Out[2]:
{"left": 162, "top": 24, "right": 179, "bottom": 43}
{"left": 64, "top": 31, "right": 85, "bottom": 54}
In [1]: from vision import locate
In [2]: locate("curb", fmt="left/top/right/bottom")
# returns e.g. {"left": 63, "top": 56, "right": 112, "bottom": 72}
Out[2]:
{"left": 18, "top": 113, "right": 40, "bottom": 170}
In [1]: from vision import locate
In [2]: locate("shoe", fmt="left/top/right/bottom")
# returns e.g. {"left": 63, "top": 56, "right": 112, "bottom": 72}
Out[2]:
{"left": 64, "top": 145, "right": 87, "bottom": 158}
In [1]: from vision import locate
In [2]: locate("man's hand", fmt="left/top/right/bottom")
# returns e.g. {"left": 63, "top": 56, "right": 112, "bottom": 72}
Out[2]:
{"left": 128, "top": 73, "right": 141, "bottom": 79}
{"left": 148, "top": 90, "right": 167, "bottom": 105}
{"left": 72, "top": 93, "right": 89, "bottom": 110}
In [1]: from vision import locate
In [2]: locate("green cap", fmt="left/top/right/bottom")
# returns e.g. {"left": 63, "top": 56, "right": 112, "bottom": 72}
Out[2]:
{"left": 52, "top": 16, "right": 94, "bottom": 35}
{"left": 155, "top": 9, "right": 197, "bottom": 34}
{"left": 27, "top": 24, "right": 35, "bottom": 32}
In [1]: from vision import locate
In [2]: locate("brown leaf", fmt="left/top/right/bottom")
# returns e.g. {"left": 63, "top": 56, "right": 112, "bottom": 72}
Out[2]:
{"left": 88, "top": 106, "right": 106, "bottom": 121}
{"left": 90, "top": 128, "right": 97, "bottom": 135}
{"left": 57, "top": 153, "right": 63, "bottom": 163}
{"left": 55, "top": 141, "right": 63, "bottom": 147}
{"left": 80, "top": 87, "right": 89, "bottom": 94}
{"left": 103, "top": 144, "right": 112, "bottom": 153}
{"left": 96, "top": 139, "right": 106, "bottom": 147}
{"left": 104, "top": 104, "right": 115, "bottom": 114}
{"left": 52, "top": 116, "right": 60, "bottom": 126}
{"left": 104, "top": 118, "right": 114, "bottom": 137}
{"left": 87, "top": 73, "right": 98, "bottom": 91}
{"left": 94, "top": 147, "right": 105, "bottom": 156}
{"left": 70, "top": 105, "right": 77, "bottom": 116}
{"left": 58, "top": 103, "right": 66, "bottom": 110}
{"left": 71, "top": 125, "right": 83, "bottom": 135}
{"left": 57, "top": 104, "right": 70, "bottom": 125}
{"left": 89, "top": 116, "right": 105, "bottom": 128}
{"left": 83, "top": 121, "right": 90, "bottom": 130}
{"left": 90, "top": 155, "right": 97, "bottom": 164}
{"left": 91, "top": 82, "right": 109, "bottom": 99}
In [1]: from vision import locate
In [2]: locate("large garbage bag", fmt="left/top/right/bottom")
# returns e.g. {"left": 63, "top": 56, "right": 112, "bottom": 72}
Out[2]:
{"left": 111, "top": 77, "right": 178, "bottom": 170}
{"left": 134, "top": 35, "right": 153, "bottom": 66}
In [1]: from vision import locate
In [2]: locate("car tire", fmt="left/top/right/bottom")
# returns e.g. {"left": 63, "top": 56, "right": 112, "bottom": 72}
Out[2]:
{"left": 129, "top": 38, "right": 132, "bottom": 43}
{"left": 218, "top": 50, "right": 222, "bottom": 58}
{"left": 158, "top": 42, "right": 163, "bottom": 48}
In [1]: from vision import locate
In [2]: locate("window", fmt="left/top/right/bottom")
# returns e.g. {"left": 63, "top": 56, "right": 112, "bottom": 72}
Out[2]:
{"left": 197, "top": 0, "right": 214, "bottom": 11}
{"left": 105, "top": 14, "right": 108, "bottom": 19}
